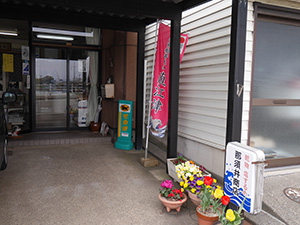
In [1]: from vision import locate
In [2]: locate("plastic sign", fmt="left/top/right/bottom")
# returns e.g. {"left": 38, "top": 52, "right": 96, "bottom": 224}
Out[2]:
{"left": 115, "top": 100, "right": 133, "bottom": 150}
{"left": 3, "top": 53, "right": 14, "bottom": 72}
{"left": 225, "top": 142, "right": 265, "bottom": 214}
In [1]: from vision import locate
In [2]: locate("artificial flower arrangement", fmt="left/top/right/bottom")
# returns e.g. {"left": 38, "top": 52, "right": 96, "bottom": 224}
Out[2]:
{"left": 218, "top": 197, "right": 246, "bottom": 225}
{"left": 159, "top": 180, "right": 185, "bottom": 201}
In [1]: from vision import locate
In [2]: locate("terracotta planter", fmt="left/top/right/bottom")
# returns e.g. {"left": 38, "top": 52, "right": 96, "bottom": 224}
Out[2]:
{"left": 158, "top": 193, "right": 187, "bottom": 212}
{"left": 188, "top": 191, "right": 201, "bottom": 206}
{"left": 196, "top": 205, "right": 219, "bottom": 225}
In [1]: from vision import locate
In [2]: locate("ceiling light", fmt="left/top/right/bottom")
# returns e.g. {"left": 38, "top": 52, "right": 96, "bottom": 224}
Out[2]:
{"left": 37, "top": 34, "right": 74, "bottom": 41}
{"left": 33, "top": 27, "right": 93, "bottom": 37}
{"left": 0, "top": 31, "right": 18, "bottom": 36}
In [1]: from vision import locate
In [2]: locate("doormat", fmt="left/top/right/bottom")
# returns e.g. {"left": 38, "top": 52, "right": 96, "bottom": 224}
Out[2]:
{"left": 284, "top": 187, "right": 300, "bottom": 204}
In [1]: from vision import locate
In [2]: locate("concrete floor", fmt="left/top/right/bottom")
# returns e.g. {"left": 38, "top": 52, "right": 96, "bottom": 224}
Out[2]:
{"left": 0, "top": 142, "right": 202, "bottom": 225}
{"left": 3, "top": 131, "right": 297, "bottom": 225}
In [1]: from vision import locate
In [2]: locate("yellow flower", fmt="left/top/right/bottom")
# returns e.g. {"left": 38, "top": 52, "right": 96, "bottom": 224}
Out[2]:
{"left": 226, "top": 209, "right": 236, "bottom": 222}
{"left": 213, "top": 179, "right": 217, "bottom": 183}
{"left": 177, "top": 173, "right": 181, "bottom": 179}
{"left": 217, "top": 185, "right": 221, "bottom": 189}
{"left": 181, "top": 188, "right": 184, "bottom": 193}
{"left": 191, "top": 188, "right": 196, "bottom": 193}
{"left": 184, "top": 183, "right": 188, "bottom": 188}
{"left": 190, "top": 176, "right": 194, "bottom": 181}
{"left": 206, "top": 185, "right": 211, "bottom": 189}
{"left": 197, "top": 180, "right": 203, "bottom": 186}
{"left": 180, "top": 181, "right": 184, "bottom": 187}
{"left": 214, "top": 189, "right": 224, "bottom": 199}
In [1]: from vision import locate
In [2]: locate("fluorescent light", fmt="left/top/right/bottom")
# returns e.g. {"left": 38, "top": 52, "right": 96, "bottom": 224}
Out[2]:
{"left": 0, "top": 31, "right": 18, "bottom": 36}
{"left": 37, "top": 34, "right": 74, "bottom": 41}
{"left": 33, "top": 27, "right": 93, "bottom": 37}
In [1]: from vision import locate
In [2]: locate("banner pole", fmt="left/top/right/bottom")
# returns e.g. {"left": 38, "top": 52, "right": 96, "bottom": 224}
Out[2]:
{"left": 145, "top": 19, "right": 160, "bottom": 159}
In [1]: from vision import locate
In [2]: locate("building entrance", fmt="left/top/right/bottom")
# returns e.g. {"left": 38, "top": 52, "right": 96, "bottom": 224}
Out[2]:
{"left": 34, "top": 46, "right": 99, "bottom": 130}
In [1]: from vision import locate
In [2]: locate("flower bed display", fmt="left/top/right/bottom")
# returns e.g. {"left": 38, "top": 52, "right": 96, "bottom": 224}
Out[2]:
{"left": 167, "top": 154, "right": 211, "bottom": 183}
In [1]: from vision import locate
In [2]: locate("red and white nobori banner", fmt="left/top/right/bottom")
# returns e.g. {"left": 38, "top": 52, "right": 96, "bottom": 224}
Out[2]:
{"left": 150, "top": 23, "right": 189, "bottom": 138}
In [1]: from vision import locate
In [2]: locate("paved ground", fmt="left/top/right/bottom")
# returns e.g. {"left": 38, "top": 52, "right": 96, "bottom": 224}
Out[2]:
{"left": 2, "top": 131, "right": 299, "bottom": 225}
{"left": 244, "top": 166, "right": 300, "bottom": 225}
{"left": 0, "top": 142, "right": 202, "bottom": 225}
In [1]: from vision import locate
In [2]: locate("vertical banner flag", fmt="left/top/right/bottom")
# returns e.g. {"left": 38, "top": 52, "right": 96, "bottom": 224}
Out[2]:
{"left": 150, "top": 23, "right": 188, "bottom": 138}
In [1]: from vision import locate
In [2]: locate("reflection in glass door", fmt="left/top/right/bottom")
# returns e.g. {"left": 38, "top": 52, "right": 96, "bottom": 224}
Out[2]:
{"left": 35, "top": 47, "right": 99, "bottom": 130}
{"left": 35, "top": 47, "right": 67, "bottom": 128}
{"left": 69, "top": 49, "right": 90, "bottom": 128}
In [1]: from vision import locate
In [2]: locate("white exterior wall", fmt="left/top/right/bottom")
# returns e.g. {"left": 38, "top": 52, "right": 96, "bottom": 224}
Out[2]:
{"left": 144, "top": 0, "right": 300, "bottom": 178}
{"left": 144, "top": 0, "right": 232, "bottom": 178}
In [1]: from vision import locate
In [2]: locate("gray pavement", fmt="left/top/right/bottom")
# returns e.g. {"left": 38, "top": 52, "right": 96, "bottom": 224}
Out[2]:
{"left": 0, "top": 143, "right": 201, "bottom": 225}
{"left": 244, "top": 166, "right": 300, "bottom": 225}
{"left": 2, "top": 136, "right": 299, "bottom": 225}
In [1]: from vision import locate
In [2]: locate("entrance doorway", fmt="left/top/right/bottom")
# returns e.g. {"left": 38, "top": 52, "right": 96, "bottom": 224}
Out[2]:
{"left": 34, "top": 46, "right": 99, "bottom": 130}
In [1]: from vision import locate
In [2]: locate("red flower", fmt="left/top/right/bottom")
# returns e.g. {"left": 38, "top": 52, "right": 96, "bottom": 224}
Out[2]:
{"left": 180, "top": 194, "right": 183, "bottom": 198}
{"left": 204, "top": 176, "right": 213, "bottom": 185}
{"left": 173, "top": 189, "right": 176, "bottom": 193}
{"left": 221, "top": 195, "right": 230, "bottom": 205}
{"left": 168, "top": 193, "right": 175, "bottom": 198}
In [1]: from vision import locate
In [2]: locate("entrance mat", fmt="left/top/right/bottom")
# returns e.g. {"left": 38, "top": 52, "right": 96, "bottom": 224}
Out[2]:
{"left": 284, "top": 187, "right": 300, "bottom": 204}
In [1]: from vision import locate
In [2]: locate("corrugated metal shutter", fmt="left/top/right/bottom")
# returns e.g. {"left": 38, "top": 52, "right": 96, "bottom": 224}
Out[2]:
{"left": 144, "top": 0, "right": 232, "bottom": 149}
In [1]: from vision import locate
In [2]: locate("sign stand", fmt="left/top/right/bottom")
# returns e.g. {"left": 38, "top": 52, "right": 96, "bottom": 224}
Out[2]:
{"left": 224, "top": 142, "right": 267, "bottom": 214}
{"left": 115, "top": 100, "right": 133, "bottom": 150}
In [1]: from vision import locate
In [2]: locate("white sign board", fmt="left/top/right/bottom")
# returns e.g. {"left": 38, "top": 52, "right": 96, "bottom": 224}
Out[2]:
{"left": 22, "top": 46, "right": 30, "bottom": 60}
{"left": 225, "top": 142, "right": 265, "bottom": 214}
{"left": 23, "top": 62, "right": 29, "bottom": 75}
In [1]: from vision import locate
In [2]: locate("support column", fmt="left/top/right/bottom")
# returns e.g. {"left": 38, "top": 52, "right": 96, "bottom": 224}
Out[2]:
{"left": 225, "top": 0, "right": 248, "bottom": 214}
{"left": 167, "top": 15, "right": 181, "bottom": 159}
{"left": 135, "top": 27, "right": 145, "bottom": 150}
{"left": 226, "top": 0, "right": 248, "bottom": 144}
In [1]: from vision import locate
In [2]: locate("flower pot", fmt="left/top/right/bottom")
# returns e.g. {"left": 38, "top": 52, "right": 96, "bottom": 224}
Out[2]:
{"left": 188, "top": 191, "right": 201, "bottom": 206}
{"left": 158, "top": 193, "right": 187, "bottom": 212}
{"left": 167, "top": 158, "right": 182, "bottom": 183}
{"left": 196, "top": 205, "right": 219, "bottom": 225}
{"left": 90, "top": 121, "right": 100, "bottom": 132}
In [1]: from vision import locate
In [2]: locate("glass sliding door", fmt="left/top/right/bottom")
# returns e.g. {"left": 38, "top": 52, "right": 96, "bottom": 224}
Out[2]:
{"left": 35, "top": 47, "right": 67, "bottom": 129}
{"left": 250, "top": 19, "right": 300, "bottom": 164}
{"left": 68, "top": 49, "right": 99, "bottom": 128}
{"left": 69, "top": 49, "right": 90, "bottom": 128}
{"left": 34, "top": 47, "right": 99, "bottom": 130}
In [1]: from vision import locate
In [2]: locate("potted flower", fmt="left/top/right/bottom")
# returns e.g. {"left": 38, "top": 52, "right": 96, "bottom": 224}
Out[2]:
{"left": 167, "top": 154, "right": 187, "bottom": 182}
{"left": 217, "top": 197, "right": 246, "bottom": 225}
{"left": 158, "top": 179, "right": 187, "bottom": 212}
{"left": 195, "top": 176, "right": 227, "bottom": 225}
{"left": 176, "top": 161, "right": 211, "bottom": 205}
